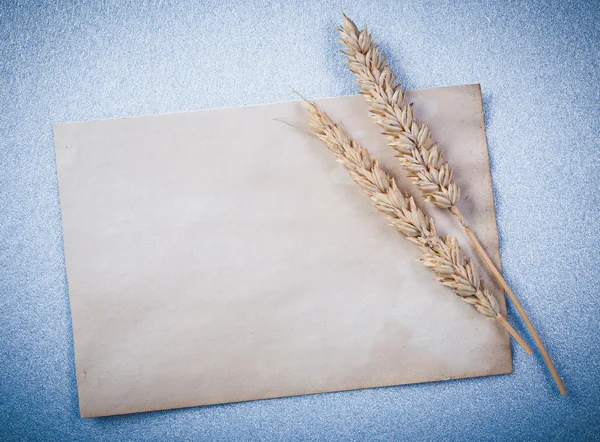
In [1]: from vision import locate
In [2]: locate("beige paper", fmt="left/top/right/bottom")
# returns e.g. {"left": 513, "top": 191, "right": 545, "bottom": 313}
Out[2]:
{"left": 54, "top": 84, "right": 511, "bottom": 418}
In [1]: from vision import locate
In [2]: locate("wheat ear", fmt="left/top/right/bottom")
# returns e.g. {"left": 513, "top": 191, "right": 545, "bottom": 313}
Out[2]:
{"left": 304, "top": 100, "right": 531, "bottom": 354}
{"left": 338, "top": 14, "right": 566, "bottom": 394}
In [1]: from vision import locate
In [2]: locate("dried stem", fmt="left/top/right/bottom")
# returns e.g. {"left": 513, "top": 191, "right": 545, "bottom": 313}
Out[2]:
{"left": 338, "top": 13, "right": 566, "bottom": 393}
{"left": 304, "top": 100, "right": 532, "bottom": 355}
{"left": 451, "top": 206, "right": 567, "bottom": 394}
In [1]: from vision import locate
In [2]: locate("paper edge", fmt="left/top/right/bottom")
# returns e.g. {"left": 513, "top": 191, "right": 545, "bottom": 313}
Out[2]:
{"left": 51, "top": 83, "right": 482, "bottom": 129}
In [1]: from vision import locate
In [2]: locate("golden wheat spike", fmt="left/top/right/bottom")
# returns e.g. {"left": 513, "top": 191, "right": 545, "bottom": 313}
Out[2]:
{"left": 337, "top": 13, "right": 566, "bottom": 394}
{"left": 304, "top": 99, "right": 532, "bottom": 355}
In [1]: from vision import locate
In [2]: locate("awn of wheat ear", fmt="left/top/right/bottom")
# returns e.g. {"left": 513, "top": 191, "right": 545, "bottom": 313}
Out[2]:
{"left": 304, "top": 99, "right": 532, "bottom": 354}
{"left": 337, "top": 13, "right": 566, "bottom": 394}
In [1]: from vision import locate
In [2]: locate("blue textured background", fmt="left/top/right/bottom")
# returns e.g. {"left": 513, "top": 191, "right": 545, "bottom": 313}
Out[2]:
{"left": 1, "top": 1, "right": 599, "bottom": 440}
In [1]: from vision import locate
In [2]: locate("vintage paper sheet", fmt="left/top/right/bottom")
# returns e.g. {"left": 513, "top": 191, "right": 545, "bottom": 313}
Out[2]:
{"left": 53, "top": 84, "right": 511, "bottom": 418}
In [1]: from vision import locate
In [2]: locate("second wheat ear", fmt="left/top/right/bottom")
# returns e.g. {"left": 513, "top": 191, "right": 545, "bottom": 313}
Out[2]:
{"left": 303, "top": 99, "right": 532, "bottom": 355}
{"left": 337, "top": 13, "right": 566, "bottom": 395}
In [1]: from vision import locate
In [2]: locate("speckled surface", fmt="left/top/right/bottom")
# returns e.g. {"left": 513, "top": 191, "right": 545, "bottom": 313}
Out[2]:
{"left": 0, "top": 1, "right": 598, "bottom": 440}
